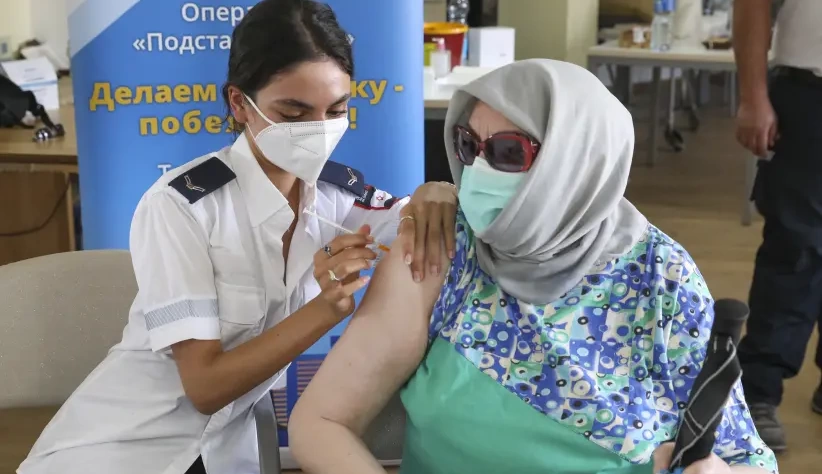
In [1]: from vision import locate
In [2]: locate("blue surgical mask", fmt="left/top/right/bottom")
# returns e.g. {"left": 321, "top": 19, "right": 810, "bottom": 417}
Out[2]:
{"left": 458, "top": 158, "right": 525, "bottom": 234}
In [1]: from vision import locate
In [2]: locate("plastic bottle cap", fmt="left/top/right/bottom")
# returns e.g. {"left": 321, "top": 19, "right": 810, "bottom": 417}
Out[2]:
{"left": 436, "top": 38, "right": 446, "bottom": 51}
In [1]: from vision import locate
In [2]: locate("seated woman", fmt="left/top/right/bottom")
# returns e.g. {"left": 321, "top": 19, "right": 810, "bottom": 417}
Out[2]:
{"left": 287, "top": 59, "right": 778, "bottom": 474}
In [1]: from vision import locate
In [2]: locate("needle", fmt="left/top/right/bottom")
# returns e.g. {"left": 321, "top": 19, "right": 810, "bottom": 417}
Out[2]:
{"left": 303, "top": 208, "right": 391, "bottom": 253}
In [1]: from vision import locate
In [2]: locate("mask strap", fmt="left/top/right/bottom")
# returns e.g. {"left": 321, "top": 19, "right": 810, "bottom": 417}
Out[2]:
{"left": 243, "top": 93, "right": 276, "bottom": 127}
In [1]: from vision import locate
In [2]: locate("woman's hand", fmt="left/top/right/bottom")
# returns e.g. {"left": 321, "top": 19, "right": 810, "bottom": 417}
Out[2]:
{"left": 397, "top": 181, "right": 458, "bottom": 282}
{"left": 652, "top": 443, "right": 732, "bottom": 474}
{"left": 313, "top": 225, "right": 376, "bottom": 319}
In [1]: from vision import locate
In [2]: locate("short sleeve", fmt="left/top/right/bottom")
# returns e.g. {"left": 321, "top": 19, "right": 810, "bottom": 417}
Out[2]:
{"left": 130, "top": 192, "right": 221, "bottom": 352}
{"left": 665, "top": 250, "right": 778, "bottom": 473}
{"left": 341, "top": 186, "right": 409, "bottom": 246}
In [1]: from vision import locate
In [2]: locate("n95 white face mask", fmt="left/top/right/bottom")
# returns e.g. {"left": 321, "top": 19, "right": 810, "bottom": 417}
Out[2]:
{"left": 244, "top": 94, "right": 349, "bottom": 185}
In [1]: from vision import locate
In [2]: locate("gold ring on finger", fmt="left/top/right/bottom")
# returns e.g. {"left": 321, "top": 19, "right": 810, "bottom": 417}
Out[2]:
{"left": 400, "top": 215, "right": 415, "bottom": 224}
{"left": 328, "top": 269, "right": 342, "bottom": 282}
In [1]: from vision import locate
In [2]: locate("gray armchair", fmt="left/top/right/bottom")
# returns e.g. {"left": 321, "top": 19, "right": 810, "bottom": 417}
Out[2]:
{"left": 0, "top": 250, "right": 137, "bottom": 409}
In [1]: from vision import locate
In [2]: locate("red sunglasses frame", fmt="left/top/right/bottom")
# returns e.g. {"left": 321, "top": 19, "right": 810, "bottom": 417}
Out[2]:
{"left": 452, "top": 125, "right": 541, "bottom": 173}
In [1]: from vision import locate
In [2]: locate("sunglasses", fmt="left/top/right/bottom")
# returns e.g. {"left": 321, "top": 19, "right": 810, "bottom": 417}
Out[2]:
{"left": 453, "top": 125, "right": 541, "bottom": 173}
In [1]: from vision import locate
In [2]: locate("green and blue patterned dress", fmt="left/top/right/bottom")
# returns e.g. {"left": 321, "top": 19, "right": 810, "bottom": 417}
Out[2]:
{"left": 399, "top": 211, "right": 778, "bottom": 474}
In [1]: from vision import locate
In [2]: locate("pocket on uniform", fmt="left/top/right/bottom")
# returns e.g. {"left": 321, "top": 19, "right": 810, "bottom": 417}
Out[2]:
{"left": 216, "top": 280, "right": 265, "bottom": 325}
{"left": 216, "top": 282, "right": 265, "bottom": 350}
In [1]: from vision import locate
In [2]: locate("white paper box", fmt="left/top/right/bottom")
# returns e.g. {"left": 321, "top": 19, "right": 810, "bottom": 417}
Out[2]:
{"left": 467, "top": 27, "right": 515, "bottom": 68}
{"left": 1, "top": 57, "right": 60, "bottom": 111}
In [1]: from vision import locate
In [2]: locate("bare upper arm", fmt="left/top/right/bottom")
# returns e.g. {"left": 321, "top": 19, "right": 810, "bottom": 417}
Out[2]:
{"left": 170, "top": 339, "right": 223, "bottom": 412}
{"left": 171, "top": 339, "right": 222, "bottom": 377}
{"left": 291, "top": 238, "right": 446, "bottom": 434}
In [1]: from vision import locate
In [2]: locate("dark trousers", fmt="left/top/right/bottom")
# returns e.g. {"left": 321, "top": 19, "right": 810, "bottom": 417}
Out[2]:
{"left": 739, "top": 69, "right": 822, "bottom": 406}
{"left": 185, "top": 457, "right": 207, "bottom": 474}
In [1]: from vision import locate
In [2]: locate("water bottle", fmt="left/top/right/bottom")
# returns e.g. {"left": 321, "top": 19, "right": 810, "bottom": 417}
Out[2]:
{"left": 446, "top": 0, "right": 470, "bottom": 66}
{"left": 664, "top": 0, "right": 676, "bottom": 49}
{"left": 446, "top": 0, "right": 470, "bottom": 24}
{"left": 651, "top": 0, "right": 674, "bottom": 52}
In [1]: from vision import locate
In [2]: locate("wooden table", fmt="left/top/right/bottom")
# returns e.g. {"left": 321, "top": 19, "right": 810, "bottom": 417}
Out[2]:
{"left": 0, "top": 78, "right": 78, "bottom": 266}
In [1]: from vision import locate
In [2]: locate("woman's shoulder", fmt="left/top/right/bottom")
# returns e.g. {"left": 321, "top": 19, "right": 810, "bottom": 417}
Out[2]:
{"left": 629, "top": 224, "right": 686, "bottom": 262}
{"left": 646, "top": 224, "right": 707, "bottom": 294}
{"left": 628, "top": 224, "right": 713, "bottom": 341}
{"left": 603, "top": 223, "right": 712, "bottom": 323}
{"left": 131, "top": 152, "right": 235, "bottom": 240}
{"left": 619, "top": 224, "right": 703, "bottom": 285}
{"left": 139, "top": 152, "right": 234, "bottom": 208}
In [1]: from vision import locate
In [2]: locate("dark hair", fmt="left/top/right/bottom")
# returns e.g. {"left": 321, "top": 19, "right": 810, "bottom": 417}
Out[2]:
{"left": 221, "top": 0, "right": 353, "bottom": 110}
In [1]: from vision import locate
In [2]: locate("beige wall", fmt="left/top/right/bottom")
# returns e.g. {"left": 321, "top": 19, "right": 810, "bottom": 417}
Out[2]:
{"left": 499, "top": 0, "right": 568, "bottom": 62}
{"left": 0, "top": 0, "right": 33, "bottom": 51}
{"left": 30, "top": 0, "right": 69, "bottom": 58}
{"left": 498, "top": 0, "right": 600, "bottom": 66}
{"left": 424, "top": 0, "right": 447, "bottom": 23}
{"left": 566, "top": 0, "right": 600, "bottom": 66}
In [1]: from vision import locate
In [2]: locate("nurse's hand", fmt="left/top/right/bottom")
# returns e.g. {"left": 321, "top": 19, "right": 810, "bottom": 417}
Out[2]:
{"left": 652, "top": 442, "right": 733, "bottom": 474}
{"left": 313, "top": 225, "right": 377, "bottom": 319}
{"left": 399, "top": 181, "right": 458, "bottom": 282}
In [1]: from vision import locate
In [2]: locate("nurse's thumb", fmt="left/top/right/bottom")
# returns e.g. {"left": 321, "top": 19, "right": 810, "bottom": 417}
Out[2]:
{"left": 356, "top": 224, "right": 372, "bottom": 237}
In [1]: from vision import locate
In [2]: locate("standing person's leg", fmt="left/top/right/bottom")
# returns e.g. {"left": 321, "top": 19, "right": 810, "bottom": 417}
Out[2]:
{"left": 739, "top": 71, "right": 822, "bottom": 451}
{"left": 813, "top": 325, "right": 822, "bottom": 414}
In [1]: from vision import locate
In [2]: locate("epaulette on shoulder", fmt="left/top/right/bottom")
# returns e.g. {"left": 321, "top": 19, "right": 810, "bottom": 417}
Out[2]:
{"left": 168, "top": 156, "right": 236, "bottom": 204}
{"left": 318, "top": 161, "right": 401, "bottom": 209}
{"left": 318, "top": 160, "right": 367, "bottom": 199}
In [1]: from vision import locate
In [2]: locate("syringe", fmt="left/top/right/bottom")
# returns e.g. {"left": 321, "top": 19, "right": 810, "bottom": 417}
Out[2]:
{"left": 303, "top": 208, "right": 391, "bottom": 253}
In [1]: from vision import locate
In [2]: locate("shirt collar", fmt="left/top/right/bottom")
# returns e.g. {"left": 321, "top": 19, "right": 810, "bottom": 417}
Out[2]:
{"left": 229, "top": 133, "right": 318, "bottom": 228}
{"left": 229, "top": 133, "right": 290, "bottom": 227}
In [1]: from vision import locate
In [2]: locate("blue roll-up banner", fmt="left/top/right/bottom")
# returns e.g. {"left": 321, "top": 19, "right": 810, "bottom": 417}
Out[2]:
{"left": 69, "top": 0, "right": 423, "bottom": 459}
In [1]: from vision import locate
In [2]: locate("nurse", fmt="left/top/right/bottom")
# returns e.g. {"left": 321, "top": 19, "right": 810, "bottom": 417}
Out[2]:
{"left": 17, "top": 1, "right": 456, "bottom": 474}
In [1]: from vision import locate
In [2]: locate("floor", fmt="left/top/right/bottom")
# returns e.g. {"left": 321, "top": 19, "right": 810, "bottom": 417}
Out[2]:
{"left": 2, "top": 107, "right": 820, "bottom": 473}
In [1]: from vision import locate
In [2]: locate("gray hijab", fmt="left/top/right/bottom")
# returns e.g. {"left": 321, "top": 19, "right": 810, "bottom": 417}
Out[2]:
{"left": 445, "top": 59, "right": 648, "bottom": 305}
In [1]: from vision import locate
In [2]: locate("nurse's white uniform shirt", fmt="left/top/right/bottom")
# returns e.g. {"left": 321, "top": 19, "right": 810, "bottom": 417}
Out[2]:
{"left": 18, "top": 134, "right": 409, "bottom": 474}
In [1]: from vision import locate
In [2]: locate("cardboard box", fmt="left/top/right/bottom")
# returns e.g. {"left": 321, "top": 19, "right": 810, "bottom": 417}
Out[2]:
{"left": 467, "top": 27, "right": 515, "bottom": 68}
{"left": 0, "top": 57, "right": 60, "bottom": 110}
